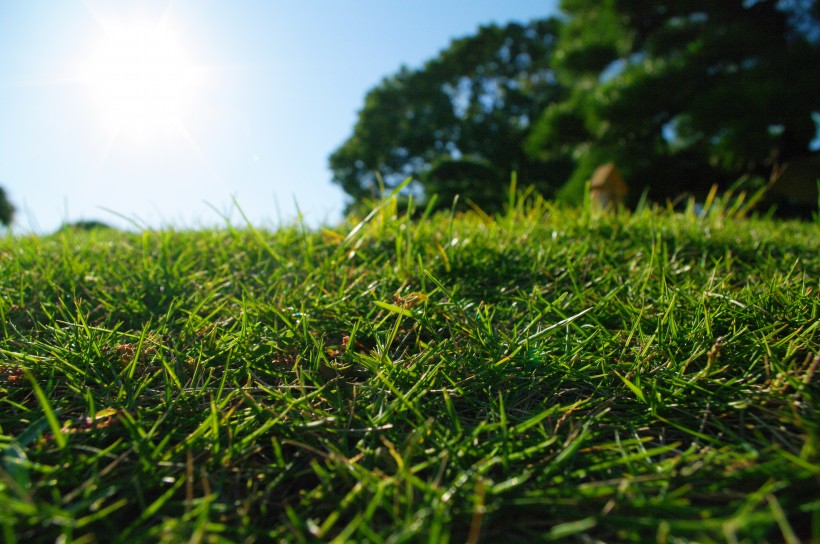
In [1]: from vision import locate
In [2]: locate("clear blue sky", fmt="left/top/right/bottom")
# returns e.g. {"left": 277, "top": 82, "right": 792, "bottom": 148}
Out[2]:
{"left": 0, "top": 1, "right": 558, "bottom": 233}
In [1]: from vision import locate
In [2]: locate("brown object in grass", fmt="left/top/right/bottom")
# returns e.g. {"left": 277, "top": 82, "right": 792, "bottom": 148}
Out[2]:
{"left": 589, "top": 163, "right": 628, "bottom": 209}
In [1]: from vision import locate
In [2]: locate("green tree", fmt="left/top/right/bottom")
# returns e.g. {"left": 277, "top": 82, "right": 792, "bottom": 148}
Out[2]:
{"left": 0, "top": 186, "right": 15, "bottom": 228}
{"left": 527, "top": 0, "right": 820, "bottom": 206}
{"left": 330, "top": 18, "right": 571, "bottom": 213}
{"left": 423, "top": 156, "right": 503, "bottom": 211}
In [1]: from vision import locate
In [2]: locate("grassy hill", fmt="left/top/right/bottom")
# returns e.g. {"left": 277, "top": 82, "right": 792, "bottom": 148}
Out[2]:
{"left": 1, "top": 194, "right": 818, "bottom": 542}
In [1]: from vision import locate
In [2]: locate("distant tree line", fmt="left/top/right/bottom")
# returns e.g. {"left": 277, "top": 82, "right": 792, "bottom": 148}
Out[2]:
{"left": 0, "top": 187, "right": 116, "bottom": 232}
{"left": 330, "top": 0, "right": 820, "bottom": 216}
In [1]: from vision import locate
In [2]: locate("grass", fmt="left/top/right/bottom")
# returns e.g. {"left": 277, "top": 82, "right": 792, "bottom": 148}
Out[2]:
{"left": 0, "top": 191, "right": 818, "bottom": 542}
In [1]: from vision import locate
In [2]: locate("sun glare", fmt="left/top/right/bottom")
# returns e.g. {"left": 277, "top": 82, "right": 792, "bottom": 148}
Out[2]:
{"left": 78, "top": 21, "right": 196, "bottom": 140}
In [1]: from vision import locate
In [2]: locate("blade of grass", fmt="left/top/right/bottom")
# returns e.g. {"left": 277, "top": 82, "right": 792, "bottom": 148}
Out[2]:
{"left": 23, "top": 369, "right": 66, "bottom": 450}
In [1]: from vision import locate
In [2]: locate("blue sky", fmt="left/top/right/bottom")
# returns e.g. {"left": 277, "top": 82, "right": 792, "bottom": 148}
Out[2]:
{"left": 0, "top": 1, "right": 558, "bottom": 233}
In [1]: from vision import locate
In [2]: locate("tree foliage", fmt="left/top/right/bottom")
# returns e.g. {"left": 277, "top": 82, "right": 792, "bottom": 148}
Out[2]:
{"left": 527, "top": 0, "right": 820, "bottom": 205}
{"left": 329, "top": 19, "right": 571, "bottom": 212}
{"left": 0, "top": 186, "right": 14, "bottom": 227}
{"left": 56, "top": 220, "right": 114, "bottom": 233}
{"left": 332, "top": 3, "right": 818, "bottom": 214}
{"left": 423, "top": 156, "right": 503, "bottom": 211}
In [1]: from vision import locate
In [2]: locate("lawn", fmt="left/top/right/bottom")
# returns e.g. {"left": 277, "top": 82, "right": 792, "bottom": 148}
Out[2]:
{"left": 1, "top": 193, "right": 818, "bottom": 542}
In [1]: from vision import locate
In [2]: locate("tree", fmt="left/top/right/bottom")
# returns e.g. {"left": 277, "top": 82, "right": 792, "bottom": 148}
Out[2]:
{"left": 423, "top": 156, "right": 503, "bottom": 211}
{"left": 329, "top": 18, "right": 572, "bottom": 213}
{"left": 56, "top": 220, "right": 114, "bottom": 233}
{"left": 0, "top": 186, "right": 14, "bottom": 228}
{"left": 526, "top": 0, "right": 820, "bottom": 206}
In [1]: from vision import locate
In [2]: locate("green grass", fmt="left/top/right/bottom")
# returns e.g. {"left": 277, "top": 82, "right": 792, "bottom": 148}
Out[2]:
{"left": 0, "top": 193, "right": 818, "bottom": 542}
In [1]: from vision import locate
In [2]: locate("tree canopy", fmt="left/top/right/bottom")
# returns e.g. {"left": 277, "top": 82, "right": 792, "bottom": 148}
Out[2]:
{"left": 527, "top": 0, "right": 820, "bottom": 205}
{"left": 332, "top": 3, "right": 819, "bottom": 215}
{"left": 0, "top": 186, "right": 14, "bottom": 228}
{"left": 329, "top": 18, "right": 571, "bottom": 212}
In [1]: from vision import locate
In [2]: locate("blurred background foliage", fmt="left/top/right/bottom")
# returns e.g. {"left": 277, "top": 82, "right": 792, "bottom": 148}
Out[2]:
{"left": 331, "top": 0, "right": 820, "bottom": 218}
{"left": 329, "top": 18, "right": 573, "bottom": 213}
{"left": 0, "top": 186, "right": 14, "bottom": 227}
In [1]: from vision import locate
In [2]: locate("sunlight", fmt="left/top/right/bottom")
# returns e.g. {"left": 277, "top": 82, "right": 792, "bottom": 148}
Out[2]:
{"left": 77, "top": 19, "right": 197, "bottom": 141}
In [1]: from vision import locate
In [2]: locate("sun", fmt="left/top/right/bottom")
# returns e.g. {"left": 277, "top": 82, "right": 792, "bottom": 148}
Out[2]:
{"left": 77, "top": 20, "right": 197, "bottom": 140}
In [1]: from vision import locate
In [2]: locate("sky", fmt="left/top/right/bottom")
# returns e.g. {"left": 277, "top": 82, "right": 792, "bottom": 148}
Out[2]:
{"left": 0, "top": 1, "right": 558, "bottom": 234}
